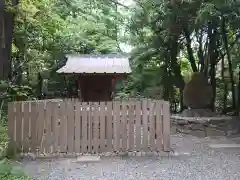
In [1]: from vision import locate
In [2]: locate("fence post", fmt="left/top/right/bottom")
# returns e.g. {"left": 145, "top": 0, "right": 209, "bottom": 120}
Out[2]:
{"left": 162, "top": 101, "right": 170, "bottom": 152}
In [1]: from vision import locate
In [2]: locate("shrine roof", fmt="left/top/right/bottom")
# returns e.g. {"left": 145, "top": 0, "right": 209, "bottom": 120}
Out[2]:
{"left": 56, "top": 54, "right": 131, "bottom": 74}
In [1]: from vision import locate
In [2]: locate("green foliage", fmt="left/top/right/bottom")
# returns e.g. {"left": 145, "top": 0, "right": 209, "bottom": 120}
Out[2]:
{"left": 0, "top": 159, "right": 29, "bottom": 180}
{"left": 0, "top": 80, "right": 34, "bottom": 102}
{"left": 0, "top": 105, "right": 28, "bottom": 179}
{"left": 0, "top": 125, "right": 8, "bottom": 156}
{"left": 10, "top": 0, "right": 127, "bottom": 97}
{"left": 0, "top": 119, "right": 28, "bottom": 179}
{"left": 123, "top": 0, "right": 240, "bottom": 112}
{"left": 4, "top": 0, "right": 240, "bottom": 114}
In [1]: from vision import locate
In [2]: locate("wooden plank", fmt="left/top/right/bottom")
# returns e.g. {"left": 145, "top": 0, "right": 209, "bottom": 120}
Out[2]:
{"left": 45, "top": 102, "right": 53, "bottom": 153}
{"left": 149, "top": 100, "right": 156, "bottom": 151}
{"left": 8, "top": 102, "right": 16, "bottom": 152}
{"left": 81, "top": 102, "right": 88, "bottom": 153}
{"left": 113, "top": 101, "right": 120, "bottom": 151}
{"left": 142, "top": 100, "right": 148, "bottom": 151}
{"left": 36, "top": 102, "right": 45, "bottom": 153}
{"left": 88, "top": 102, "right": 93, "bottom": 153}
{"left": 155, "top": 101, "right": 163, "bottom": 151}
{"left": 162, "top": 101, "right": 170, "bottom": 151}
{"left": 15, "top": 102, "right": 23, "bottom": 152}
{"left": 121, "top": 101, "right": 127, "bottom": 151}
{"left": 51, "top": 102, "right": 59, "bottom": 153}
{"left": 106, "top": 101, "right": 113, "bottom": 152}
{"left": 30, "top": 102, "right": 37, "bottom": 153}
{"left": 75, "top": 102, "right": 81, "bottom": 153}
{"left": 67, "top": 101, "right": 75, "bottom": 153}
{"left": 128, "top": 101, "right": 135, "bottom": 151}
{"left": 23, "top": 102, "right": 30, "bottom": 153}
{"left": 93, "top": 102, "right": 100, "bottom": 153}
{"left": 135, "top": 101, "right": 141, "bottom": 151}
{"left": 99, "top": 102, "right": 106, "bottom": 152}
{"left": 59, "top": 102, "right": 67, "bottom": 153}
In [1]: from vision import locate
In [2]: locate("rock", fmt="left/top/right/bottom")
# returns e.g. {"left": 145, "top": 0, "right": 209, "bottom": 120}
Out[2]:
{"left": 21, "top": 153, "right": 36, "bottom": 161}
{"left": 76, "top": 155, "right": 101, "bottom": 162}
{"left": 146, "top": 152, "right": 154, "bottom": 157}
{"left": 176, "top": 126, "right": 192, "bottom": 134}
{"left": 183, "top": 73, "right": 213, "bottom": 109}
{"left": 205, "top": 127, "right": 226, "bottom": 137}
{"left": 181, "top": 109, "right": 216, "bottom": 117}
{"left": 190, "top": 124, "right": 205, "bottom": 131}
{"left": 128, "top": 152, "right": 134, "bottom": 156}
{"left": 118, "top": 152, "right": 128, "bottom": 156}
{"left": 190, "top": 130, "right": 206, "bottom": 138}
{"left": 136, "top": 152, "right": 142, "bottom": 157}
{"left": 171, "top": 125, "right": 177, "bottom": 133}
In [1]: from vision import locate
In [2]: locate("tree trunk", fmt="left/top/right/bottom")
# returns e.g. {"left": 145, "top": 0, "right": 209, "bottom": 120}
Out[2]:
{"left": 238, "top": 66, "right": 240, "bottom": 114}
{"left": 183, "top": 26, "right": 197, "bottom": 72}
{"left": 0, "top": 0, "right": 4, "bottom": 78}
{"left": 197, "top": 29, "right": 205, "bottom": 72}
{"left": 37, "top": 72, "right": 43, "bottom": 99}
{"left": 169, "top": 37, "right": 185, "bottom": 111}
{"left": 15, "top": 51, "right": 23, "bottom": 85}
{"left": 0, "top": 0, "right": 19, "bottom": 80}
{"left": 207, "top": 22, "right": 218, "bottom": 111}
{"left": 168, "top": 0, "right": 185, "bottom": 111}
{"left": 221, "top": 16, "right": 236, "bottom": 114}
{"left": 3, "top": 9, "right": 14, "bottom": 79}
{"left": 221, "top": 54, "right": 227, "bottom": 112}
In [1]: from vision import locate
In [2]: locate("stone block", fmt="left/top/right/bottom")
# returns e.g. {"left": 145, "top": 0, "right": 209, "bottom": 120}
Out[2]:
{"left": 205, "top": 127, "right": 226, "bottom": 137}
{"left": 189, "top": 130, "right": 206, "bottom": 138}
{"left": 76, "top": 155, "right": 101, "bottom": 162}
{"left": 190, "top": 123, "right": 205, "bottom": 131}
{"left": 171, "top": 125, "right": 177, "bottom": 133}
{"left": 176, "top": 126, "right": 191, "bottom": 134}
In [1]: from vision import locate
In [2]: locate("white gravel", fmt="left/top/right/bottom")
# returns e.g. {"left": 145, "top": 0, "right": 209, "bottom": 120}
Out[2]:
{"left": 22, "top": 134, "right": 240, "bottom": 180}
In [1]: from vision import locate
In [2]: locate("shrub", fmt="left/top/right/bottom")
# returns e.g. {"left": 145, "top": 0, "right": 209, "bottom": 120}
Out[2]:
{"left": 0, "top": 158, "right": 29, "bottom": 180}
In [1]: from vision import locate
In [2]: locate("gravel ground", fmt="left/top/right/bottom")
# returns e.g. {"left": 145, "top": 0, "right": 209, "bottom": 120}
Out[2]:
{"left": 21, "top": 134, "right": 240, "bottom": 180}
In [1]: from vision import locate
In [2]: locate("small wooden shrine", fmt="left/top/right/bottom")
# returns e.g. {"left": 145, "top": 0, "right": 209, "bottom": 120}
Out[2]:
{"left": 56, "top": 54, "right": 131, "bottom": 101}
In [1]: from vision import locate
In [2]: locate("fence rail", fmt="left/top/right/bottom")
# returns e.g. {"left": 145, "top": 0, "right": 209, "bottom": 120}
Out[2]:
{"left": 8, "top": 99, "right": 170, "bottom": 155}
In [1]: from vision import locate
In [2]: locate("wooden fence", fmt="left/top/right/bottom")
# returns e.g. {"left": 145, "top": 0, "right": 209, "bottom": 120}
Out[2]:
{"left": 8, "top": 99, "right": 170, "bottom": 155}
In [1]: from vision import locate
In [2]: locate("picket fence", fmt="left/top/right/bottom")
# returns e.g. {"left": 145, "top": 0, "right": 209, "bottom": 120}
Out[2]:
{"left": 8, "top": 99, "right": 170, "bottom": 156}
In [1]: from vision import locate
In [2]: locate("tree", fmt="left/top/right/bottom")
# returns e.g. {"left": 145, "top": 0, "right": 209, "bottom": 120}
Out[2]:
{"left": 125, "top": 0, "right": 240, "bottom": 114}
{"left": 5, "top": 0, "right": 127, "bottom": 99}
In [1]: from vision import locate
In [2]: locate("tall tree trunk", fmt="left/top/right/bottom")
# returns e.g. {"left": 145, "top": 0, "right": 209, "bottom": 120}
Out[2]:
{"left": 238, "top": 65, "right": 240, "bottom": 113}
{"left": 221, "top": 16, "right": 236, "bottom": 114}
{"left": 162, "top": 63, "right": 170, "bottom": 101}
{"left": 37, "top": 72, "right": 43, "bottom": 99}
{"left": 15, "top": 51, "right": 23, "bottom": 85}
{"left": 0, "top": 0, "right": 5, "bottom": 79}
{"left": 3, "top": 9, "right": 14, "bottom": 79}
{"left": 183, "top": 26, "right": 197, "bottom": 72}
{"left": 197, "top": 29, "right": 205, "bottom": 72}
{"left": 221, "top": 54, "right": 227, "bottom": 112}
{"left": 169, "top": 0, "right": 185, "bottom": 111}
{"left": 208, "top": 22, "right": 218, "bottom": 111}
{"left": 0, "top": 0, "right": 18, "bottom": 80}
{"left": 209, "top": 62, "right": 216, "bottom": 111}
{"left": 169, "top": 37, "right": 185, "bottom": 111}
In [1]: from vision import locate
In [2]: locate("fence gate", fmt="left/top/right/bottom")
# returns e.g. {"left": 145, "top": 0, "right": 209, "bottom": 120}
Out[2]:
{"left": 8, "top": 99, "right": 170, "bottom": 156}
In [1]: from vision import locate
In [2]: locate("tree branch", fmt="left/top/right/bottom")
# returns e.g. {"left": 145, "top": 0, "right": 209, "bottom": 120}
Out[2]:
{"left": 108, "top": 0, "right": 129, "bottom": 9}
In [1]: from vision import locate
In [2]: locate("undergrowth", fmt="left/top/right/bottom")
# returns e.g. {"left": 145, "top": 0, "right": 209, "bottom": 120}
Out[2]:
{"left": 0, "top": 110, "right": 30, "bottom": 179}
